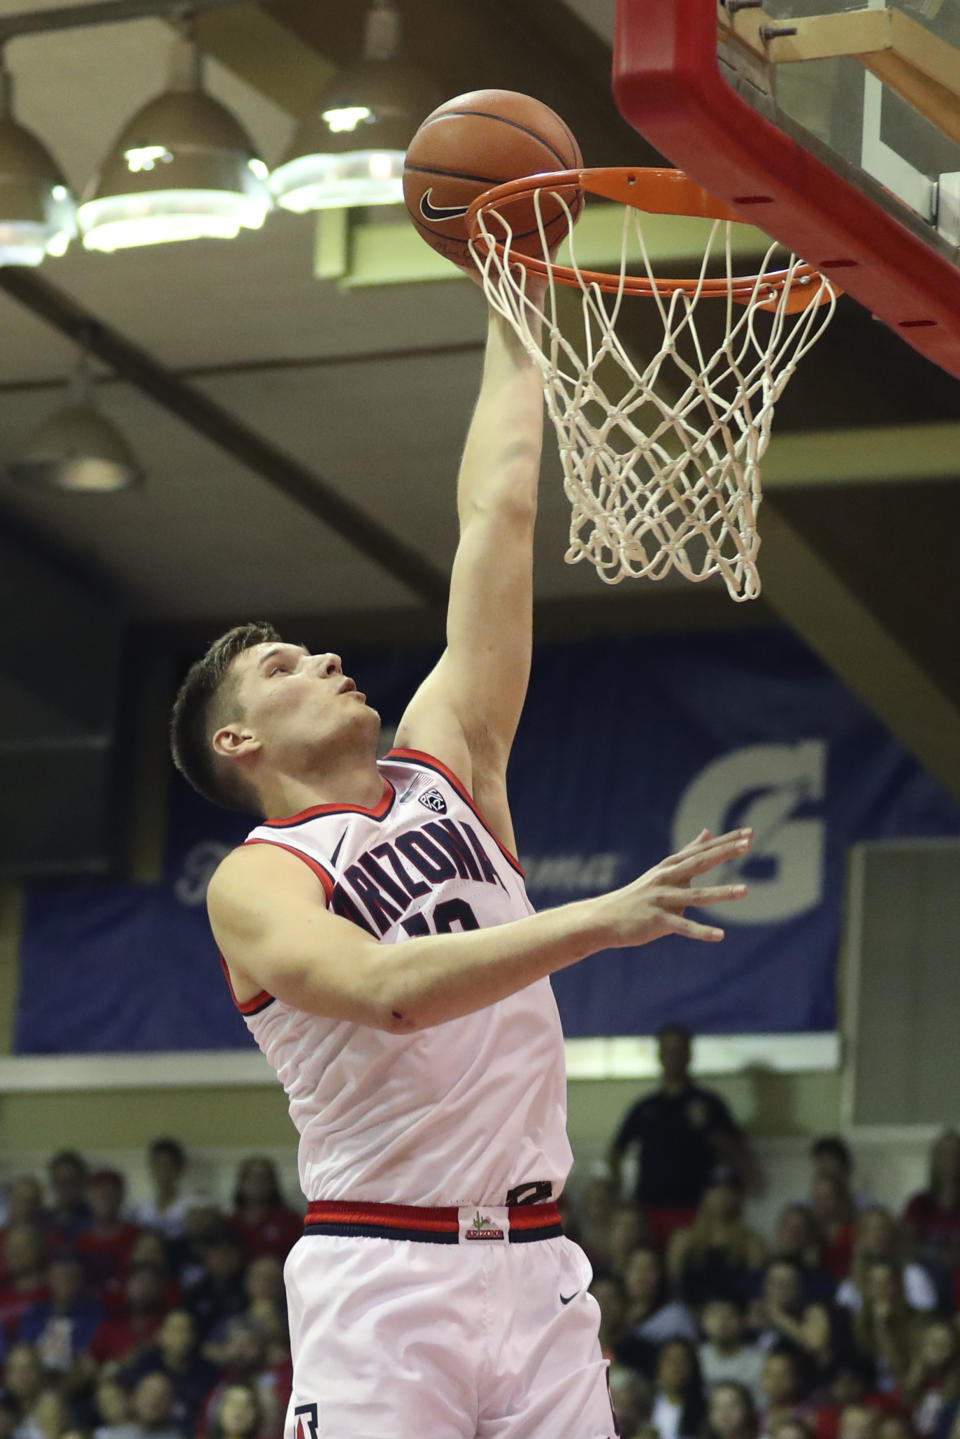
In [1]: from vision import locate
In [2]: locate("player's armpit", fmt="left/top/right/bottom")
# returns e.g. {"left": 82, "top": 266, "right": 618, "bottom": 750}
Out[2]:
{"left": 207, "top": 843, "right": 399, "bottom": 1031}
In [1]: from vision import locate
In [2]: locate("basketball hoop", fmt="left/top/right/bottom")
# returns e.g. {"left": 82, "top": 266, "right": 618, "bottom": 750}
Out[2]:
{"left": 467, "top": 167, "right": 838, "bottom": 602}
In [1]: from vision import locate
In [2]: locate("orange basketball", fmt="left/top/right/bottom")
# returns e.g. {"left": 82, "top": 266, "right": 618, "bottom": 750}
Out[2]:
{"left": 403, "top": 90, "right": 584, "bottom": 273}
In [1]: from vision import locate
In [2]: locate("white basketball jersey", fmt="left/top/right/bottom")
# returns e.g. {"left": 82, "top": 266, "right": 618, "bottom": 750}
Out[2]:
{"left": 228, "top": 748, "right": 572, "bottom": 1208}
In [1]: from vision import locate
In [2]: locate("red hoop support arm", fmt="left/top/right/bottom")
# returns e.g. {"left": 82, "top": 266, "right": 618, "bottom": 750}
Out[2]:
{"left": 613, "top": 0, "right": 960, "bottom": 381}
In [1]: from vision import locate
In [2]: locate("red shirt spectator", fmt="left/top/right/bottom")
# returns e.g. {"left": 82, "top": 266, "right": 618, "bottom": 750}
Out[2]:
{"left": 88, "top": 1262, "right": 169, "bottom": 1365}
{"left": 230, "top": 1159, "right": 301, "bottom": 1261}
{"left": 75, "top": 1169, "right": 141, "bottom": 1311}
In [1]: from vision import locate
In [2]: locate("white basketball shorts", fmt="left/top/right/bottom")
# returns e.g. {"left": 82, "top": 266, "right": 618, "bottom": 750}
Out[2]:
{"left": 283, "top": 1199, "right": 617, "bottom": 1439}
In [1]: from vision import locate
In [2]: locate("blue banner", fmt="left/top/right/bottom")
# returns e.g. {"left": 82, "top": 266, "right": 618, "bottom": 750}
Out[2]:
{"left": 16, "top": 630, "right": 960, "bottom": 1053}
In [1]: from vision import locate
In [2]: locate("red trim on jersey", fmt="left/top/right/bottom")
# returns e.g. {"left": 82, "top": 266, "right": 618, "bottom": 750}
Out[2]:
{"left": 385, "top": 747, "right": 525, "bottom": 877}
{"left": 304, "top": 1199, "right": 561, "bottom": 1233}
{"left": 261, "top": 779, "right": 395, "bottom": 828}
{"left": 219, "top": 955, "right": 275, "bottom": 1015}
{"left": 242, "top": 839, "right": 336, "bottom": 903}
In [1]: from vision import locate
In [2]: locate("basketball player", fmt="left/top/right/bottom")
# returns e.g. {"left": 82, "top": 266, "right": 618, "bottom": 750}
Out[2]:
{"left": 170, "top": 292, "right": 753, "bottom": 1439}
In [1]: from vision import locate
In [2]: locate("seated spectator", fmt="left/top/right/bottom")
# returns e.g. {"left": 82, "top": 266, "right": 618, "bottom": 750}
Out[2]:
{"left": 608, "top": 1366, "right": 652, "bottom": 1439}
{"left": 183, "top": 1228, "right": 247, "bottom": 1341}
{"left": 575, "top": 1174, "right": 618, "bottom": 1274}
{"left": 591, "top": 1274, "right": 648, "bottom": 1374}
{"left": 2, "top": 1345, "right": 58, "bottom": 1438}
{"left": 125, "top": 1236, "right": 180, "bottom": 1315}
{"left": 17, "top": 1255, "right": 103, "bottom": 1374}
{"left": 812, "top": 1359, "right": 886, "bottom": 1439}
{"left": 130, "top": 1142, "right": 195, "bottom": 1245}
{"left": 902, "top": 1133, "right": 960, "bottom": 1272}
{"left": 196, "top": 1320, "right": 283, "bottom": 1439}
{"left": 623, "top": 1246, "right": 697, "bottom": 1348}
{"left": 1, "top": 1180, "right": 46, "bottom": 1242}
{"left": 706, "top": 1382, "right": 760, "bottom": 1439}
{"left": 775, "top": 1420, "right": 817, "bottom": 1439}
{"left": 121, "top": 1309, "right": 218, "bottom": 1436}
{"left": 240, "top": 1258, "right": 287, "bottom": 1370}
{"left": 608, "top": 1206, "right": 652, "bottom": 1282}
{"left": 89, "top": 1265, "right": 169, "bottom": 1366}
{"left": 0, "top": 1229, "right": 48, "bottom": 1344}
{"left": 795, "top": 1301, "right": 859, "bottom": 1396}
{"left": 751, "top": 1259, "right": 808, "bottom": 1352}
{"left": 99, "top": 1372, "right": 187, "bottom": 1439}
{"left": 759, "top": 1347, "right": 811, "bottom": 1439}
{"left": 94, "top": 1377, "right": 133, "bottom": 1437}
{"left": 876, "top": 1415, "right": 917, "bottom": 1439}
{"left": 46, "top": 1155, "right": 91, "bottom": 1248}
{"left": 229, "top": 1161, "right": 300, "bottom": 1263}
{"left": 609, "top": 1025, "right": 751, "bottom": 1249}
{"left": 812, "top": 1177, "right": 858, "bottom": 1285}
{"left": 667, "top": 1179, "right": 767, "bottom": 1307}
{"left": 839, "top": 1408, "right": 880, "bottom": 1439}
{"left": 852, "top": 1260, "right": 926, "bottom": 1393}
{"left": 838, "top": 1211, "right": 937, "bottom": 1314}
{"left": 75, "top": 1172, "right": 141, "bottom": 1312}
{"left": 208, "top": 1384, "right": 265, "bottom": 1439}
{"left": 809, "top": 1141, "right": 872, "bottom": 1213}
{"left": 700, "top": 1298, "right": 766, "bottom": 1402}
{"left": 904, "top": 1318, "right": 960, "bottom": 1438}
{"left": 771, "top": 1207, "right": 834, "bottom": 1301}
{"left": 650, "top": 1339, "right": 705, "bottom": 1439}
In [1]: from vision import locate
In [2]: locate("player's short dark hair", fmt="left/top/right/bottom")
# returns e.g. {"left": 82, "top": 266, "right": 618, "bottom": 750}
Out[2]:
{"left": 170, "top": 622, "right": 280, "bottom": 813}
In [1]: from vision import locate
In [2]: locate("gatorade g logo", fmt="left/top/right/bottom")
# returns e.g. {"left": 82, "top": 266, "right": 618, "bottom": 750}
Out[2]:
{"left": 672, "top": 741, "right": 827, "bottom": 924}
{"left": 419, "top": 189, "right": 470, "bottom": 222}
{"left": 294, "top": 1404, "right": 319, "bottom": 1439}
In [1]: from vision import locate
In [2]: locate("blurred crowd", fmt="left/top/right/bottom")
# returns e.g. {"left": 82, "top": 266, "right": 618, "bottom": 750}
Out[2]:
{"left": 3, "top": 1027, "right": 960, "bottom": 1439}
{"left": 0, "top": 1142, "right": 297, "bottom": 1439}
{"left": 568, "top": 1027, "right": 960, "bottom": 1439}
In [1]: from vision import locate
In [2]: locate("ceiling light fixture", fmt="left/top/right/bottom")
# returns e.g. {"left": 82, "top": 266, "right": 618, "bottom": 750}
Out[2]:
{"left": 269, "top": 0, "right": 440, "bottom": 213}
{"left": 78, "top": 23, "right": 271, "bottom": 251}
{"left": 0, "top": 49, "right": 76, "bottom": 266}
{"left": 8, "top": 350, "right": 144, "bottom": 493}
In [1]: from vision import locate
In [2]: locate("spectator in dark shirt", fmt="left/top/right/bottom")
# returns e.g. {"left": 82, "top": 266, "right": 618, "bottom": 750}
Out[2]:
{"left": 46, "top": 1154, "right": 91, "bottom": 1247}
{"left": 184, "top": 1228, "right": 247, "bottom": 1341}
{"left": 122, "top": 1309, "right": 219, "bottom": 1434}
{"left": 667, "top": 1179, "right": 766, "bottom": 1308}
{"left": 609, "top": 1025, "right": 750, "bottom": 1247}
{"left": 208, "top": 1383, "right": 265, "bottom": 1439}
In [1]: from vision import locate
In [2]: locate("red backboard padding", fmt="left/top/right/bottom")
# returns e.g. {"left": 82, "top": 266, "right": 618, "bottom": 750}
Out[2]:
{"left": 613, "top": 0, "right": 960, "bottom": 380}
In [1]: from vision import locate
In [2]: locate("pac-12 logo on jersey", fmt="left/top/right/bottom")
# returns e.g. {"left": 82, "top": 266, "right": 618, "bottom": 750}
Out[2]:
{"left": 418, "top": 788, "right": 447, "bottom": 814}
{"left": 294, "top": 1403, "right": 319, "bottom": 1439}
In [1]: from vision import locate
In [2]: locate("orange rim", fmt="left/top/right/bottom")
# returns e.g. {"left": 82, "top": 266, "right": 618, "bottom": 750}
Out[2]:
{"left": 466, "top": 167, "right": 834, "bottom": 310}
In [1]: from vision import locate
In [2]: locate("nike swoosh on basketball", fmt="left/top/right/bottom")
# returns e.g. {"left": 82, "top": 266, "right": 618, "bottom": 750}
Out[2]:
{"left": 419, "top": 189, "right": 470, "bottom": 222}
{"left": 560, "top": 1291, "right": 579, "bottom": 1305}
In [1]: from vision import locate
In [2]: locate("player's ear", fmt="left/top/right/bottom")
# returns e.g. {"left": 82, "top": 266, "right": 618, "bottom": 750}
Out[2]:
{"left": 211, "top": 722, "right": 261, "bottom": 762}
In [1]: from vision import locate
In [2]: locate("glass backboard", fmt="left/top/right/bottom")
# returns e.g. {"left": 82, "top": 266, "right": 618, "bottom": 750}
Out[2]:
{"left": 613, "top": 0, "right": 960, "bottom": 379}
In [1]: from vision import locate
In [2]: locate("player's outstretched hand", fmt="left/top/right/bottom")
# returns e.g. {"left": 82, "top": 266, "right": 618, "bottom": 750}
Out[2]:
{"left": 591, "top": 828, "right": 752, "bottom": 949}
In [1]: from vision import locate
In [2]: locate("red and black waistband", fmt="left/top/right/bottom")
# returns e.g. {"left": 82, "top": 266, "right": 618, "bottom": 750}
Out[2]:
{"left": 304, "top": 1199, "right": 563, "bottom": 1245}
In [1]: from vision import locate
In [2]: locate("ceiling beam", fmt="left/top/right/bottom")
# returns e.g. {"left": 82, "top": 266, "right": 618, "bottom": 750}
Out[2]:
{"left": 759, "top": 499, "right": 960, "bottom": 804}
{"left": 0, "top": 268, "right": 447, "bottom": 608}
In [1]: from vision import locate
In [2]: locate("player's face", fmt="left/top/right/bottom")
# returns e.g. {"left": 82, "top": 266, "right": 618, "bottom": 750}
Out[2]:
{"left": 231, "top": 641, "right": 377, "bottom": 757}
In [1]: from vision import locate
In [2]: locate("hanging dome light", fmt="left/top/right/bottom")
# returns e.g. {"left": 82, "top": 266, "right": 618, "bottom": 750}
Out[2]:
{"left": 8, "top": 352, "right": 144, "bottom": 493}
{"left": 270, "top": 0, "right": 440, "bottom": 212}
{"left": 78, "top": 27, "right": 271, "bottom": 252}
{"left": 0, "top": 51, "right": 76, "bottom": 266}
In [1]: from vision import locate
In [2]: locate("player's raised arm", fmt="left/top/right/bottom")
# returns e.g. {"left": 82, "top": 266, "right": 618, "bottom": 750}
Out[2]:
{"left": 210, "top": 825, "right": 752, "bottom": 1034}
{"left": 393, "top": 300, "right": 545, "bottom": 840}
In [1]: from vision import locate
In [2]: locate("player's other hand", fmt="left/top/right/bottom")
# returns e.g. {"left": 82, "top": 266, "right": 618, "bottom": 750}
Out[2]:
{"left": 590, "top": 827, "right": 752, "bottom": 948}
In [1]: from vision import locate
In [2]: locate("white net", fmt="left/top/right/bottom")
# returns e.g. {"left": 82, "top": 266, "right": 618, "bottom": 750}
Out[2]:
{"left": 470, "top": 185, "right": 838, "bottom": 601}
